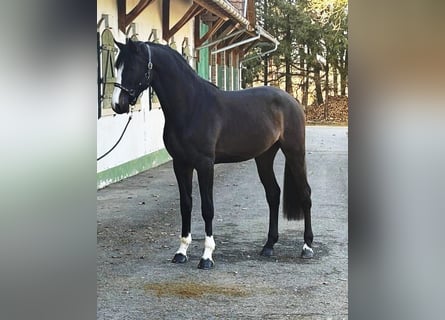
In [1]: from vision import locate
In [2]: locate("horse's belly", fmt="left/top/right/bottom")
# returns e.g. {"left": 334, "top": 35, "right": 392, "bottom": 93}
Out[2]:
{"left": 214, "top": 133, "right": 279, "bottom": 164}
{"left": 214, "top": 153, "right": 252, "bottom": 163}
{"left": 214, "top": 103, "right": 283, "bottom": 163}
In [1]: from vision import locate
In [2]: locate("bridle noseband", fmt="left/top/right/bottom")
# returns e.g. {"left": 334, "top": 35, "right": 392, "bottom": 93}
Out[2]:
{"left": 114, "top": 43, "right": 153, "bottom": 106}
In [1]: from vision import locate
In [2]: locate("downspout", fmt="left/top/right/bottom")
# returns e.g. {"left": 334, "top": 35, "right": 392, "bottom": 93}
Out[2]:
{"left": 239, "top": 33, "right": 279, "bottom": 88}
{"left": 211, "top": 32, "right": 261, "bottom": 54}
{"left": 240, "top": 38, "right": 278, "bottom": 64}
{"left": 211, "top": 30, "right": 262, "bottom": 89}
{"left": 195, "top": 29, "right": 247, "bottom": 51}
{"left": 211, "top": 26, "right": 273, "bottom": 55}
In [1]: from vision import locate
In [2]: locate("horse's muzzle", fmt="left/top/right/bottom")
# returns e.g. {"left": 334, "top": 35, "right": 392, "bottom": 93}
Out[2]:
{"left": 111, "top": 102, "right": 129, "bottom": 114}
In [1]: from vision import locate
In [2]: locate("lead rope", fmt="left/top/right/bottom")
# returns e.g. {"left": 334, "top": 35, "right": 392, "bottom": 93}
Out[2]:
{"left": 97, "top": 111, "right": 133, "bottom": 161}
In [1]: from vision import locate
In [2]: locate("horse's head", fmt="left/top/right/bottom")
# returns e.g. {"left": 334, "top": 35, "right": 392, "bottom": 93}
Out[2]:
{"left": 112, "top": 38, "right": 153, "bottom": 114}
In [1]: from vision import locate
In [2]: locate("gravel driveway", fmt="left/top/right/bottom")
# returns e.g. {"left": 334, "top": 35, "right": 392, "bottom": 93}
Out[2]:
{"left": 97, "top": 125, "right": 348, "bottom": 319}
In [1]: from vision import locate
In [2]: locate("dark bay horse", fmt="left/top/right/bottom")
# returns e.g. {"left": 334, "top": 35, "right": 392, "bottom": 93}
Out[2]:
{"left": 111, "top": 39, "right": 313, "bottom": 269}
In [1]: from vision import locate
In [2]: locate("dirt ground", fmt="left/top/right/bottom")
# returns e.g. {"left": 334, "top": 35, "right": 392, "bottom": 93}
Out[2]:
{"left": 306, "top": 96, "right": 348, "bottom": 126}
{"left": 97, "top": 126, "right": 348, "bottom": 319}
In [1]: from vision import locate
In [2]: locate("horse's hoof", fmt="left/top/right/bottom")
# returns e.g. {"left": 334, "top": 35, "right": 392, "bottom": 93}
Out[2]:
{"left": 197, "top": 258, "right": 214, "bottom": 270}
{"left": 260, "top": 247, "right": 274, "bottom": 257}
{"left": 171, "top": 253, "right": 188, "bottom": 263}
{"left": 301, "top": 245, "right": 314, "bottom": 259}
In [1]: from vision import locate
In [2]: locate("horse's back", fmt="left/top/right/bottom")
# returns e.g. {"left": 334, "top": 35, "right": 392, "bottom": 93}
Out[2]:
{"left": 214, "top": 86, "right": 304, "bottom": 163}
{"left": 222, "top": 86, "right": 304, "bottom": 117}
{"left": 220, "top": 86, "right": 305, "bottom": 135}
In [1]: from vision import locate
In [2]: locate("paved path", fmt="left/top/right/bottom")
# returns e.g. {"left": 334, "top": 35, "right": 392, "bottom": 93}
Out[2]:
{"left": 97, "top": 126, "right": 348, "bottom": 319}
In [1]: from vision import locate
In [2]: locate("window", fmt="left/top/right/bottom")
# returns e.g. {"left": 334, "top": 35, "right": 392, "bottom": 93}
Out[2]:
{"left": 98, "top": 28, "right": 117, "bottom": 117}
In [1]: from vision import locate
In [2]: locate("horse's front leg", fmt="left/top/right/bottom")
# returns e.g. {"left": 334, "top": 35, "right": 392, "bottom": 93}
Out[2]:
{"left": 196, "top": 159, "right": 215, "bottom": 269}
{"left": 171, "top": 160, "right": 194, "bottom": 264}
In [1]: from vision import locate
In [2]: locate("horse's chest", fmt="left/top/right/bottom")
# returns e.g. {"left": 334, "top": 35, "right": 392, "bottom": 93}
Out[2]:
{"left": 163, "top": 130, "right": 198, "bottom": 161}
{"left": 164, "top": 132, "right": 184, "bottom": 157}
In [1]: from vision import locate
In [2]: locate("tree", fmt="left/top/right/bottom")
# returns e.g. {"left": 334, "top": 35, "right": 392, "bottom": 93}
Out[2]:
{"left": 243, "top": 0, "right": 348, "bottom": 106}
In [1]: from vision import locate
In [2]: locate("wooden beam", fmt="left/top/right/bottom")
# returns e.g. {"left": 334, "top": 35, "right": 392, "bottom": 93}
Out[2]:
{"left": 219, "top": 22, "right": 241, "bottom": 39}
{"left": 193, "top": 0, "right": 229, "bottom": 21}
{"left": 201, "top": 22, "right": 243, "bottom": 50}
{"left": 117, "top": 0, "right": 126, "bottom": 33}
{"left": 194, "top": 17, "right": 201, "bottom": 62}
{"left": 117, "top": 0, "right": 154, "bottom": 33}
{"left": 163, "top": 1, "right": 204, "bottom": 41}
{"left": 126, "top": 0, "right": 154, "bottom": 27}
{"left": 246, "top": 0, "right": 256, "bottom": 26}
{"left": 162, "top": 0, "right": 170, "bottom": 40}
{"left": 194, "top": 16, "right": 201, "bottom": 49}
{"left": 195, "top": 18, "right": 225, "bottom": 48}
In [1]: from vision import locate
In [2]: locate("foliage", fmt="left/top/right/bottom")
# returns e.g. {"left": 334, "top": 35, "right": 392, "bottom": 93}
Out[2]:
{"left": 306, "top": 0, "right": 348, "bottom": 30}
{"left": 243, "top": 0, "right": 348, "bottom": 105}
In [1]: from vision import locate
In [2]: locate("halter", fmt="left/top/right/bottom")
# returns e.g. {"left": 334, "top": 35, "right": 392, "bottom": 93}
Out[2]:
{"left": 114, "top": 43, "right": 153, "bottom": 106}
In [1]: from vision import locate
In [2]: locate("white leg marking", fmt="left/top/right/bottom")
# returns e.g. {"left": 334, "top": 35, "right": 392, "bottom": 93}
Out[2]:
{"left": 176, "top": 234, "right": 192, "bottom": 257}
{"left": 111, "top": 65, "right": 124, "bottom": 107}
{"left": 303, "top": 243, "right": 313, "bottom": 253}
{"left": 202, "top": 235, "right": 215, "bottom": 261}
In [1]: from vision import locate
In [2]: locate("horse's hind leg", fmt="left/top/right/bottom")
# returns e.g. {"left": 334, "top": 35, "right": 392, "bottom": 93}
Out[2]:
{"left": 255, "top": 143, "right": 281, "bottom": 257}
{"left": 281, "top": 145, "right": 314, "bottom": 259}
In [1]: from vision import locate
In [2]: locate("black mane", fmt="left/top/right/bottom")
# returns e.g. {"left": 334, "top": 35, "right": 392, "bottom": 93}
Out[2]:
{"left": 148, "top": 42, "right": 219, "bottom": 89}
{"left": 115, "top": 41, "right": 218, "bottom": 89}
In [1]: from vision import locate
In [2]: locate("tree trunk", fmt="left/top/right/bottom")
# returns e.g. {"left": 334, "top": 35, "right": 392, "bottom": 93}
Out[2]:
{"left": 333, "top": 65, "right": 338, "bottom": 96}
{"left": 285, "top": 56, "right": 292, "bottom": 94}
{"left": 324, "top": 62, "right": 329, "bottom": 119}
{"left": 314, "top": 63, "right": 323, "bottom": 105}
{"left": 340, "top": 72, "right": 346, "bottom": 95}
{"left": 303, "top": 73, "right": 309, "bottom": 106}
{"left": 299, "top": 47, "right": 306, "bottom": 105}
{"left": 340, "top": 48, "right": 348, "bottom": 95}
{"left": 263, "top": 0, "right": 268, "bottom": 86}
{"left": 302, "top": 58, "right": 309, "bottom": 107}
{"left": 284, "top": 13, "right": 292, "bottom": 95}
{"left": 264, "top": 55, "right": 269, "bottom": 86}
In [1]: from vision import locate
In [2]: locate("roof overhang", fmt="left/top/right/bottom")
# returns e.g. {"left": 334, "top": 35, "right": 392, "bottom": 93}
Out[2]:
{"left": 194, "top": 0, "right": 251, "bottom": 30}
{"left": 193, "top": 1, "right": 278, "bottom": 56}
{"left": 116, "top": 0, "right": 278, "bottom": 55}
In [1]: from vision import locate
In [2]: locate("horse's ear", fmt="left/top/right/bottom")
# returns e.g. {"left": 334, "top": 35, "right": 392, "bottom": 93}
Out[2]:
{"left": 114, "top": 39, "right": 124, "bottom": 50}
{"left": 127, "top": 38, "right": 139, "bottom": 53}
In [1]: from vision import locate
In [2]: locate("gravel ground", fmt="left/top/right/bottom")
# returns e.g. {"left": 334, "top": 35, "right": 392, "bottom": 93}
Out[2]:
{"left": 97, "top": 125, "right": 348, "bottom": 319}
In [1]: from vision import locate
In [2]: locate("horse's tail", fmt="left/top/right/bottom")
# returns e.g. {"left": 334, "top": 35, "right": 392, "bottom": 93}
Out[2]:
{"left": 282, "top": 160, "right": 311, "bottom": 221}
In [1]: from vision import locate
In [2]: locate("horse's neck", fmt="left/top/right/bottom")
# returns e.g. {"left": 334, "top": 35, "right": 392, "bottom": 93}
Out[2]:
{"left": 151, "top": 56, "right": 199, "bottom": 125}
